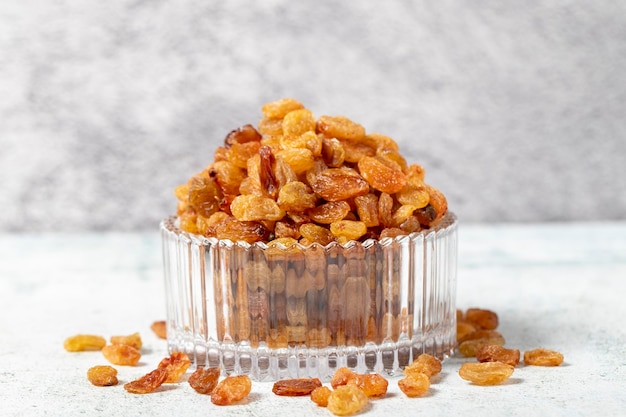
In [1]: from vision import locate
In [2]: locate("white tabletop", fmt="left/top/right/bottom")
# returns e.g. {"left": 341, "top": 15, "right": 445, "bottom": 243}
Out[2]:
{"left": 1, "top": 222, "right": 625, "bottom": 416}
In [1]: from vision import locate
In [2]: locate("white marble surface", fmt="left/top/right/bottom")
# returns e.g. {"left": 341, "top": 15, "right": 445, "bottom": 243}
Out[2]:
{"left": 1, "top": 222, "right": 625, "bottom": 416}
{"left": 1, "top": 1, "right": 626, "bottom": 232}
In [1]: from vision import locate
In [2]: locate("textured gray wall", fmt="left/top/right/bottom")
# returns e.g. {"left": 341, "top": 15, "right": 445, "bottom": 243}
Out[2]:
{"left": 1, "top": 1, "right": 625, "bottom": 232}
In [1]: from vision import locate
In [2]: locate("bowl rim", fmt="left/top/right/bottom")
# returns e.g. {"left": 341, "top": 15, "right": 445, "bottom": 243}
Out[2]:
{"left": 161, "top": 211, "right": 457, "bottom": 251}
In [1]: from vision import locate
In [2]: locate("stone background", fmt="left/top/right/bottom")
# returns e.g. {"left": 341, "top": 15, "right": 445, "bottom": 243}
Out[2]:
{"left": 1, "top": 1, "right": 625, "bottom": 232}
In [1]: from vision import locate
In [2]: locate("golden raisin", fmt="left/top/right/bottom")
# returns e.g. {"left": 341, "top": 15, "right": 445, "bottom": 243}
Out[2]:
{"left": 188, "top": 367, "right": 221, "bottom": 394}
{"left": 261, "top": 97, "right": 304, "bottom": 119}
{"left": 110, "top": 332, "right": 142, "bottom": 350}
{"left": 230, "top": 194, "right": 285, "bottom": 222}
{"left": 398, "top": 373, "right": 430, "bottom": 397}
{"left": 282, "top": 108, "right": 316, "bottom": 137}
{"left": 277, "top": 181, "right": 317, "bottom": 212}
{"left": 458, "top": 330, "right": 506, "bottom": 358}
{"left": 158, "top": 352, "right": 191, "bottom": 383}
{"left": 311, "top": 386, "right": 332, "bottom": 407}
{"left": 357, "top": 156, "right": 407, "bottom": 194}
{"left": 102, "top": 344, "right": 141, "bottom": 366}
{"left": 211, "top": 375, "right": 252, "bottom": 405}
{"left": 404, "top": 353, "right": 442, "bottom": 378}
{"left": 351, "top": 373, "right": 388, "bottom": 397}
{"left": 354, "top": 194, "right": 380, "bottom": 227}
{"left": 272, "top": 378, "right": 323, "bottom": 396}
{"left": 327, "top": 384, "right": 369, "bottom": 416}
{"left": 308, "top": 201, "right": 351, "bottom": 224}
{"left": 63, "top": 334, "right": 106, "bottom": 352}
{"left": 299, "top": 223, "right": 335, "bottom": 246}
{"left": 458, "top": 361, "right": 514, "bottom": 386}
{"left": 150, "top": 321, "right": 167, "bottom": 339}
{"left": 330, "top": 220, "right": 367, "bottom": 243}
{"left": 465, "top": 308, "right": 499, "bottom": 330}
{"left": 456, "top": 320, "right": 477, "bottom": 342}
{"left": 87, "top": 365, "right": 118, "bottom": 387}
{"left": 476, "top": 345, "right": 521, "bottom": 367}
{"left": 317, "top": 115, "right": 366, "bottom": 141}
{"left": 214, "top": 220, "right": 269, "bottom": 243}
{"left": 124, "top": 368, "right": 168, "bottom": 394}
{"left": 224, "top": 124, "right": 262, "bottom": 147}
{"left": 331, "top": 367, "right": 357, "bottom": 389}
{"left": 524, "top": 348, "right": 564, "bottom": 366}
{"left": 310, "top": 168, "right": 369, "bottom": 202}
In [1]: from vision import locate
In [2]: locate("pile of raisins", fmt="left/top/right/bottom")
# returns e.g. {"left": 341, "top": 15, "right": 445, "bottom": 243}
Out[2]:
{"left": 174, "top": 98, "right": 448, "bottom": 245}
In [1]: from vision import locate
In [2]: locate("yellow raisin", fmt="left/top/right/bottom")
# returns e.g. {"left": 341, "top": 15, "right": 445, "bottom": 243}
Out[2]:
{"left": 299, "top": 223, "right": 335, "bottom": 246}
{"left": 327, "top": 384, "right": 369, "bottom": 416}
{"left": 458, "top": 361, "right": 514, "bottom": 386}
{"left": 465, "top": 308, "right": 499, "bottom": 330}
{"left": 311, "top": 168, "right": 369, "bottom": 202}
{"left": 224, "top": 124, "right": 262, "bottom": 147}
{"left": 110, "top": 332, "right": 142, "bottom": 350}
{"left": 476, "top": 345, "right": 521, "bottom": 367}
{"left": 102, "top": 344, "right": 141, "bottom": 366}
{"left": 124, "top": 368, "right": 167, "bottom": 394}
{"left": 523, "top": 348, "right": 564, "bottom": 366}
{"left": 282, "top": 108, "right": 316, "bottom": 137}
{"left": 230, "top": 194, "right": 285, "bottom": 222}
{"left": 261, "top": 97, "right": 304, "bottom": 119}
{"left": 211, "top": 375, "right": 252, "bottom": 406}
{"left": 308, "top": 201, "right": 351, "bottom": 224}
{"left": 87, "top": 365, "right": 118, "bottom": 387}
{"left": 158, "top": 352, "right": 191, "bottom": 383}
{"left": 398, "top": 373, "right": 430, "bottom": 397}
{"left": 150, "top": 321, "right": 167, "bottom": 339}
{"left": 188, "top": 367, "right": 221, "bottom": 394}
{"left": 357, "top": 156, "right": 407, "bottom": 194}
{"left": 311, "top": 386, "right": 332, "bottom": 407}
{"left": 403, "top": 353, "right": 442, "bottom": 378}
{"left": 277, "top": 182, "right": 317, "bottom": 212}
{"left": 354, "top": 194, "right": 380, "bottom": 227}
{"left": 317, "top": 115, "right": 366, "bottom": 141}
{"left": 330, "top": 220, "right": 367, "bottom": 243}
{"left": 63, "top": 334, "right": 106, "bottom": 352}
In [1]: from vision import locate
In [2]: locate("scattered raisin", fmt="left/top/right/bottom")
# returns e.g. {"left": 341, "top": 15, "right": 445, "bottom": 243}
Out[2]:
{"left": 188, "top": 367, "right": 221, "bottom": 394}
{"left": 476, "top": 345, "right": 521, "bottom": 367}
{"left": 211, "top": 375, "right": 252, "bottom": 405}
{"left": 102, "top": 344, "right": 141, "bottom": 366}
{"left": 327, "top": 384, "right": 369, "bottom": 416}
{"left": 272, "top": 378, "right": 323, "bottom": 396}
{"left": 87, "top": 365, "right": 118, "bottom": 387}
{"left": 158, "top": 352, "right": 191, "bottom": 383}
{"left": 398, "top": 373, "right": 430, "bottom": 397}
{"left": 524, "top": 348, "right": 564, "bottom": 366}
{"left": 458, "top": 362, "right": 514, "bottom": 386}
{"left": 124, "top": 368, "right": 168, "bottom": 394}
{"left": 63, "top": 334, "right": 106, "bottom": 352}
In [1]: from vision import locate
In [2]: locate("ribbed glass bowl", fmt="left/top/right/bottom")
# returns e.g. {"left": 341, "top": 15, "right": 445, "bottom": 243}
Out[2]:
{"left": 160, "top": 212, "right": 457, "bottom": 381}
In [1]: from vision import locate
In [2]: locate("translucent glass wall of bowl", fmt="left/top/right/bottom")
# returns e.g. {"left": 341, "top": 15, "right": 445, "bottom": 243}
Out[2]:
{"left": 161, "top": 213, "right": 457, "bottom": 381}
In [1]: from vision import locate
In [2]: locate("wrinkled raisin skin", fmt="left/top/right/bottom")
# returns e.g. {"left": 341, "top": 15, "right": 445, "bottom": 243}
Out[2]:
{"left": 87, "top": 365, "right": 118, "bottom": 387}
{"left": 124, "top": 368, "right": 168, "bottom": 394}
{"left": 188, "top": 367, "right": 220, "bottom": 394}
{"left": 272, "top": 378, "right": 322, "bottom": 396}
{"left": 211, "top": 375, "right": 252, "bottom": 406}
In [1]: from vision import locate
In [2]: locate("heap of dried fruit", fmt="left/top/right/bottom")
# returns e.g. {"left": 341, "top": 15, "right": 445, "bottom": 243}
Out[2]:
{"left": 174, "top": 98, "right": 448, "bottom": 245}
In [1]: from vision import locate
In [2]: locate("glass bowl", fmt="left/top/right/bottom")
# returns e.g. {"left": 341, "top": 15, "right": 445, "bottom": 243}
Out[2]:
{"left": 160, "top": 212, "right": 457, "bottom": 381}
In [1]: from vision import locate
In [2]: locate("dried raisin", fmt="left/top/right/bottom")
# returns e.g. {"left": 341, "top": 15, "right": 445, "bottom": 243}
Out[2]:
{"left": 87, "top": 365, "right": 118, "bottom": 387}
{"left": 63, "top": 334, "right": 106, "bottom": 352}
{"left": 188, "top": 367, "right": 220, "bottom": 394}
{"left": 158, "top": 352, "right": 191, "bottom": 383}
{"left": 327, "top": 384, "right": 368, "bottom": 416}
{"left": 211, "top": 375, "right": 252, "bottom": 405}
{"left": 272, "top": 378, "right": 322, "bottom": 396}
{"left": 124, "top": 368, "right": 168, "bottom": 394}
{"left": 102, "top": 344, "right": 141, "bottom": 366}
{"left": 523, "top": 348, "right": 564, "bottom": 366}
{"left": 458, "top": 361, "right": 514, "bottom": 386}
